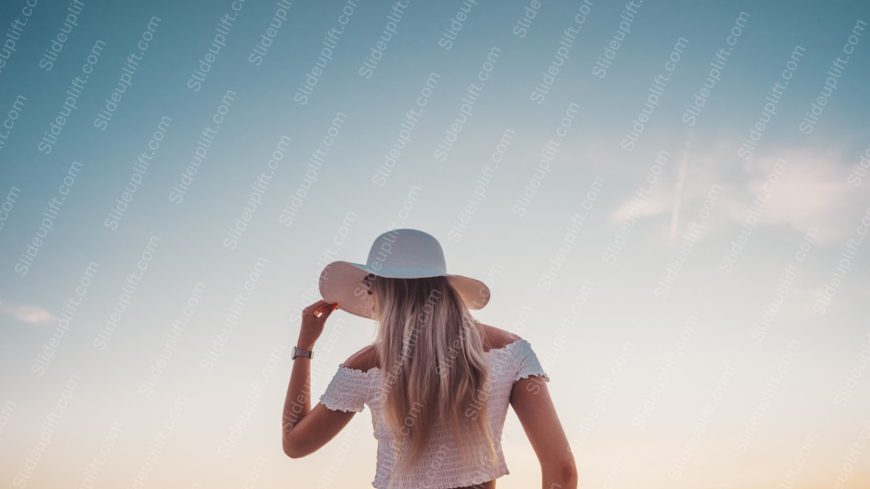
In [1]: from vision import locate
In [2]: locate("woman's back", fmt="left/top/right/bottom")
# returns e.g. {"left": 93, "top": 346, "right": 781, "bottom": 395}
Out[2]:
{"left": 284, "top": 230, "right": 577, "bottom": 488}
{"left": 319, "top": 324, "right": 550, "bottom": 489}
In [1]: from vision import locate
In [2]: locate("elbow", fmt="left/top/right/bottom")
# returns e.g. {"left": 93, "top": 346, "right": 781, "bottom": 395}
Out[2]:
{"left": 284, "top": 447, "right": 303, "bottom": 459}
{"left": 570, "top": 459, "right": 580, "bottom": 486}
{"left": 283, "top": 436, "right": 305, "bottom": 459}
{"left": 544, "top": 457, "right": 579, "bottom": 487}
{"left": 563, "top": 458, "right": 579, "bottom": 487}
{"left": 283, "top": 444, "right": 304, "bottom": 459}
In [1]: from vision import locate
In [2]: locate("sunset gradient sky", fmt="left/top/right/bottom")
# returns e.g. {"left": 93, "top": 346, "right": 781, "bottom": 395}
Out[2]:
{"left": 1, "top": 0, "right": 870, "bottom": 488}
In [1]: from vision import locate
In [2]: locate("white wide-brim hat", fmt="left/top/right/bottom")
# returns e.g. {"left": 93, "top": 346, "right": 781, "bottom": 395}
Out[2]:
{"left": 319, "top": 228, "right": 491, "bottom": 319}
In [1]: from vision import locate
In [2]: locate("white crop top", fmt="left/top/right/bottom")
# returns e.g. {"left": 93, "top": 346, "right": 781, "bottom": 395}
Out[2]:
{"left": 319, "top": 338, "right": 549, "bottom": 489}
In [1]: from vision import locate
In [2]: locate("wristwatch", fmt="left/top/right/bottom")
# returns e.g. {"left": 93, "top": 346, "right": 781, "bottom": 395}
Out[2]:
{"left": 292, "top": 346, "right": 313, "bottom": 360}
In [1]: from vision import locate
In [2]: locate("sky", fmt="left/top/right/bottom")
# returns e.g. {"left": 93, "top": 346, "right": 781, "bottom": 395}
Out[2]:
{"left": 1, "top": 0, "right": 869, "bottom": 487}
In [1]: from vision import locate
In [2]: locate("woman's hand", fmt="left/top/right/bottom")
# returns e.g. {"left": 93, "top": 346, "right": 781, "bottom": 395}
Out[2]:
{"left": 297, "top": 300, "right": 338, "bottom": 349}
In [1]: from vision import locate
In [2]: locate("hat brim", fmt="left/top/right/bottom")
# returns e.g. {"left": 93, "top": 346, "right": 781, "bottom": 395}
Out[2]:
{"left": 318, "top": 260, "right": 491, "bottom": 320}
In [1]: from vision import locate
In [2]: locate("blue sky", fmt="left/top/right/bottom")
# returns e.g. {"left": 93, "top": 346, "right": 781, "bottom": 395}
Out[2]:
{"left": 1, "top": 0, "right": 869, "bottom": 488}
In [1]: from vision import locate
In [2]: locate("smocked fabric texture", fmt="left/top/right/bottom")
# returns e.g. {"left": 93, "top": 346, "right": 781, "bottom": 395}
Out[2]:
{"left": 319, "top": 338, "right": 549, "bottom": 489}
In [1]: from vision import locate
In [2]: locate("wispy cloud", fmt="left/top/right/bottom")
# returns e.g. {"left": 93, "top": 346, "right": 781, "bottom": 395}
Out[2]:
{"left": 743, "top": 149, "right": 864, "bottom": 244}
{"left": 0, "top": 302, "right": 57, "bottom": 325}
{"left": 667, "top": 138, "right": 692, "bottom": 245}
{"left": 606, "top": 142, "right": 869, "bottom": 246}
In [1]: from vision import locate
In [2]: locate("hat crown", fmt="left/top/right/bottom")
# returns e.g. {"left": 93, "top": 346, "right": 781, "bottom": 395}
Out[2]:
{"left": 364, "top": 228, "right": 447, "bottom": 278}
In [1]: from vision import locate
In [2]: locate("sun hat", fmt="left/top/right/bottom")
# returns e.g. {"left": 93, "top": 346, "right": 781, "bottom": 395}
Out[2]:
{"left": 318, "top": 228, "right": 491, "bottom": 319}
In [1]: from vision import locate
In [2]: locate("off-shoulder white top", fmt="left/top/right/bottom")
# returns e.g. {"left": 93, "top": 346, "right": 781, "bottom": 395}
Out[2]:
{"left": 319, "top": 338, "right": 549, "bottom": 489}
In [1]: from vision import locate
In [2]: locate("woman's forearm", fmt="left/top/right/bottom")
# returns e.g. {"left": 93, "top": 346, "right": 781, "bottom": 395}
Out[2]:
{"left": 282, "top": 341, "right": 314, "bottom": 448}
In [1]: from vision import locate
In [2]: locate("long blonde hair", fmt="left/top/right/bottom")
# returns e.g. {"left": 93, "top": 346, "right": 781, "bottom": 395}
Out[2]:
{"left": 367, "top": 274, "right": 498, "bottom": 481}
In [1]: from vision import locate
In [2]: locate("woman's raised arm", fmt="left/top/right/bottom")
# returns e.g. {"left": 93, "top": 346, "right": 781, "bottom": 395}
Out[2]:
{"left": 282, "top": 300, "right": 355, "bottom": 458}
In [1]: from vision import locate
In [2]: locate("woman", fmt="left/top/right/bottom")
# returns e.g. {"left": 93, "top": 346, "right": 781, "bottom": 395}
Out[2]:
{"left": 281, "top": 228, "right": 578, "bottom": 488}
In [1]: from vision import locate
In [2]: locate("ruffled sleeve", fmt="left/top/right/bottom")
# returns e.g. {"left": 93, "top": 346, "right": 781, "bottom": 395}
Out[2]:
{"left": 513, "top": 339, "right": 550, "bottom": 383}
{"left": 319, "top": 364, "right": 372, "bottom": 412}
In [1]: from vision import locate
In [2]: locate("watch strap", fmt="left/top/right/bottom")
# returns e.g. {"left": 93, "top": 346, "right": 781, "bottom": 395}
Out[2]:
{"left": 292, "top": 346, "right": 313, "bottom": 360}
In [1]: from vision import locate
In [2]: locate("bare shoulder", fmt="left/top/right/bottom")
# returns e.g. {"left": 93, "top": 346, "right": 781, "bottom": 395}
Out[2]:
{"left": 478, "top": 322, "right": 521, "bottom": 351}
{"left": 343, "top": 344, "right": 378, "bottom": 372}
